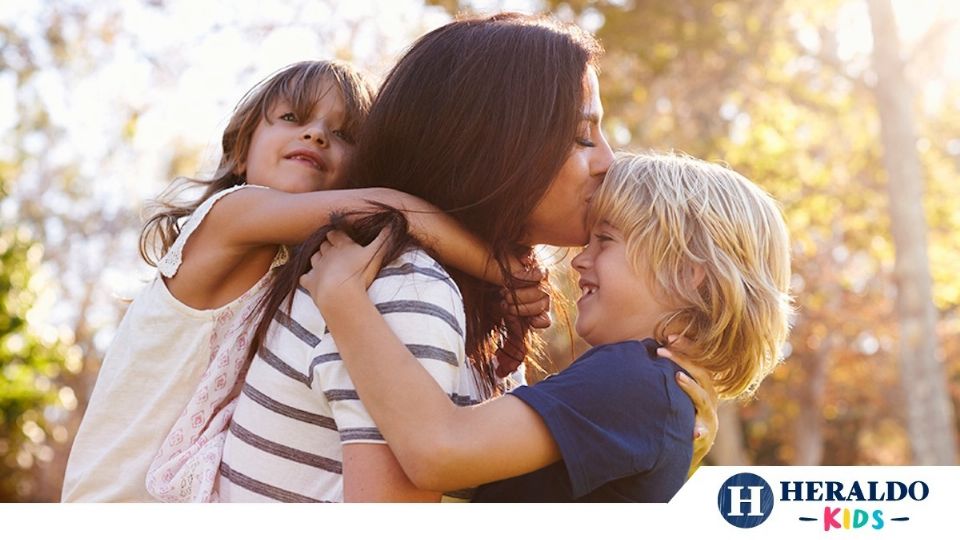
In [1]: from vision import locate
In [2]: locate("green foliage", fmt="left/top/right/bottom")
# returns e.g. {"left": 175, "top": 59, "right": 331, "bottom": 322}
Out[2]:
{"left": 0, "top": 176, "right": 72, "bottom": 501}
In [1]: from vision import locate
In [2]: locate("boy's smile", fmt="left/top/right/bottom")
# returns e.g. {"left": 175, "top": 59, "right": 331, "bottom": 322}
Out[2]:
{"left": 572, "top": 222, "right": 673, "bottom": 347}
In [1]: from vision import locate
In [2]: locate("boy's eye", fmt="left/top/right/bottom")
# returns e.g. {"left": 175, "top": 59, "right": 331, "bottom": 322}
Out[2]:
{"left": 593, "top": 233, "right": 613, "bottom": 243}
{"left": 279, "top": 112, "right": 297, "bottom": 122}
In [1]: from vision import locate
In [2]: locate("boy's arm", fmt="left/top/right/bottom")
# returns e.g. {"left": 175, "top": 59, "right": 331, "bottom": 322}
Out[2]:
{"left": 342, "top": 444, "right": 441, "bottom": 502}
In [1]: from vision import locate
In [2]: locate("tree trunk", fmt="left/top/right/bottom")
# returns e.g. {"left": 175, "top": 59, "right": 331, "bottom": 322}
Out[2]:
{"left": 867, "top": 0, "right": 958, "bottom": 464}
{"left": 710, "top": 402, "right": 750, "bottom": 465}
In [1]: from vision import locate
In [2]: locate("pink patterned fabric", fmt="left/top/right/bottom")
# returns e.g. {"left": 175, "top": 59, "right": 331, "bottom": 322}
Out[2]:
{"left": 145, "top": 275, "right": 273, "bottom": 502}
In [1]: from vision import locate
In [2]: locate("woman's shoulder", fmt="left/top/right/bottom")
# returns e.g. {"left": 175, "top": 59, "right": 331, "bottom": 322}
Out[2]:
{"left": 373, "top": 248, "right": 462, "bottom": 299}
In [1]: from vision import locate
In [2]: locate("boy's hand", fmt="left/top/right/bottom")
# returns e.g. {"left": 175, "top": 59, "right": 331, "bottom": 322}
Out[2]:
{"left": 657, "top": 336, "right": 719, "bottom": 472}
{"left": 300, "top": 228, "right": 391, "bottom": 311}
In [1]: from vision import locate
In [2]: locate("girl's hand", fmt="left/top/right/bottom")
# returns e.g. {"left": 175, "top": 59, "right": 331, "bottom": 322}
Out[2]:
{"left": 657, "top": 337, "right": 719, "bottom": 473}
{"left": 493, "top": 262, "right": 550, "bottom": 377}
{"left": 500, "top": 263, "right": 551, "bottom": 329}
{"left": 300, "top": 228, "right": 391, "bottom": 311}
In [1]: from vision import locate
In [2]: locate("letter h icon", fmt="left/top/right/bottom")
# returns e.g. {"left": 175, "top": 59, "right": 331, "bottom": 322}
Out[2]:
{"left": 727, "top": 486, "right": 764, "bottom": 517}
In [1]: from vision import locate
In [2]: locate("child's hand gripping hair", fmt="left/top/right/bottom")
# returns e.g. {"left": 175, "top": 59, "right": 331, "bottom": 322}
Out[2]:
{"left": 300, "top": 228, "right": 393, "bottom": 307}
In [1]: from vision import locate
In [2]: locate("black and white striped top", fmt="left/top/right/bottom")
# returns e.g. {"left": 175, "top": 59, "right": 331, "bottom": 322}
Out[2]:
{"left": 217, "top": 249, "right": 484, "bottom": 502}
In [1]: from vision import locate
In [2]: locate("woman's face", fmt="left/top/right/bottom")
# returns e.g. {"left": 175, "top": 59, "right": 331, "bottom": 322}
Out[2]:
{"left": 525, "top": 69, "right": 614, "bottom": 247}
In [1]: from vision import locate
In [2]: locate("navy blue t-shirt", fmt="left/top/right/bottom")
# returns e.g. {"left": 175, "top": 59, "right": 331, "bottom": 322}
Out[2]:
{"left": 472, "top": 339, "right": 695, "bottom": 503}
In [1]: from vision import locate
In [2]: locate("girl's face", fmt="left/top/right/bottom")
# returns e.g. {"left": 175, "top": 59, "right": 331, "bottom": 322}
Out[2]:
{"left": 525, "top": 69, "right": 614, "bottom": 247}
{"left": 242, "top": 82, "right": 354, "bottom": 193}
{"left": 571, "top": 222, "right": 673, "bottom": 346}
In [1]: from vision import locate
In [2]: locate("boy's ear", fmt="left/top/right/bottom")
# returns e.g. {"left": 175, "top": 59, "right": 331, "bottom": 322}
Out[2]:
{"left": 686, "top": 264, "right": 706, "bottom": 290}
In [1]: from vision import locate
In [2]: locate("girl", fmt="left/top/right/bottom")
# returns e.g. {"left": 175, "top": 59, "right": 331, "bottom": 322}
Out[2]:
{"left": 216, "top": 14, "right": 719, "bottom": 503}
{"left": 61, "top": 59, "right": 545, "bottom": 502}
{"left": 301, "top": 152, "right": 793, "bottom": 502}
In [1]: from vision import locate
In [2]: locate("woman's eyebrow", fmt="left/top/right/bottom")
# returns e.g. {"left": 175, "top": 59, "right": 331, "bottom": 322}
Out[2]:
{"left": 582, "top": 111, "right": 600, "bottom": 124}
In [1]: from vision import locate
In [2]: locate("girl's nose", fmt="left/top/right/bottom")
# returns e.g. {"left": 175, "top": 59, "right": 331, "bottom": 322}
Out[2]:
{"left": 301, "top": 125, "right": 328, "bottom": 147}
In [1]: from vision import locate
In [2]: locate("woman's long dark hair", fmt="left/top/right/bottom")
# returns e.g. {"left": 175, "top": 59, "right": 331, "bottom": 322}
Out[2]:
{"left": 252, "top": 13, "right": 602, "bottom": 392}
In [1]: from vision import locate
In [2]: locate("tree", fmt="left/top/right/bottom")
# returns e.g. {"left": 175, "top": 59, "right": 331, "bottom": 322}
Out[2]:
{"left": 435, "top": 0, "right": 960, "bottom": 466}
{"left": 0, "top": 176, "right": 73, "bottom": 501}
{"left": 866, "top": 0, "right": 958, "bottom": 464}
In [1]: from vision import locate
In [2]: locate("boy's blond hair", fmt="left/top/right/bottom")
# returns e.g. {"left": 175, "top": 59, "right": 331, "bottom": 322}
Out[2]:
{"left": 588, "top": 152, "right": 792, "bottom": 399}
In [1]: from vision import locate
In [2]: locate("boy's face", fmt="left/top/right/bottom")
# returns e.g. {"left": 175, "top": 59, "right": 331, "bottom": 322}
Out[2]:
{"left": 571, "top": 222, "right": 673, "bottom": 347}
{"left": 242, "top": 83, "right": 354, "bottom": 193}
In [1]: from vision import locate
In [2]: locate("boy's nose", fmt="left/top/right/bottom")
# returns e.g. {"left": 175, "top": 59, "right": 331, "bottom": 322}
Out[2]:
{"left": 571, "top": 250, "right": 589, "bottom": 271}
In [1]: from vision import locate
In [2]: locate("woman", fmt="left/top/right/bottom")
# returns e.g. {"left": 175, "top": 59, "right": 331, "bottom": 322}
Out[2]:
{"left": 216, "top": 12, "right": 717, "bottom": 502}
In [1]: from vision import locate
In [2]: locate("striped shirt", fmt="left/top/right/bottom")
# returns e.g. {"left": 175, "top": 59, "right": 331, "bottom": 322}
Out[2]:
{"left": 217, "top": 249, "right": 484, "bottom": 502}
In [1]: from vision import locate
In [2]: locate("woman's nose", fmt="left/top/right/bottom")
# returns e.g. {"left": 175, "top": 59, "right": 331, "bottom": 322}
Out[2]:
{"left": 593, "top": 136, "right": 614, "bottom": 177}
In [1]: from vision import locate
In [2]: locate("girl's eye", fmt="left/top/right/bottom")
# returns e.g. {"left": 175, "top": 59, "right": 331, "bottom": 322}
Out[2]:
{"left": 279, "top": 112, "right": 297, "bottom": 122}
{"left": 332, "top": 129, "right": 355, "bottom": 145}
{"left": 594, "top": 233, "right": 613, "bottom": 243}
{"left": 576, "top": 137, "right": 596, "bottom": 148}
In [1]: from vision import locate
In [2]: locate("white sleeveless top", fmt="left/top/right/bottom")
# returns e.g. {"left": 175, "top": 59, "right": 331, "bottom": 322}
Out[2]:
{"left": 61, "top": 184, "right": 287, "bottom": 502}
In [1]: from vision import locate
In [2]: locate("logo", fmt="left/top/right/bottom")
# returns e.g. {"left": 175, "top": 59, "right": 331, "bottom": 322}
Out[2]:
{"left": 783, "top": 480, "right": 927, "bottom": 531}
{"left": 715, "top": 473, "right": 928, "bottom": 532}
{"left": 717, "top": 473, "right": 775, "bottom": 528}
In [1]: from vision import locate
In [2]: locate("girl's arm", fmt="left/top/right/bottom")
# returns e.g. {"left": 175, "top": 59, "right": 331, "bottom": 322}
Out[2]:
{"left": 205, "top": 186, "right": 505, "bottom": 283}
{"left": 302, "top": 230, "right": 561, "bottom": 492}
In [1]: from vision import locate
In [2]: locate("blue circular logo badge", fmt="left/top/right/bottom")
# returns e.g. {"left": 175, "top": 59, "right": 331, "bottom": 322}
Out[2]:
{"left": 717, "top": 472, "right": 775, "bottom": 528}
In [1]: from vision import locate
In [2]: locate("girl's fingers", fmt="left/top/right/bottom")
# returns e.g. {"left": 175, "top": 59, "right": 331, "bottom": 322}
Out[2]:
{"left": 501, "top": 296, "right": 550, "bottom": 318}
{"left": 506, "top": 259, "right": 545, "bottom": 286}
{"left": 326, "top": 229, "right": 352, "bottom": 246}
{"left": 362, "top": 227, "right": 393, "bottom": 280}
{"left": 315, "top": 239, "right": 330, "bottom": 258}
{"left": 500, "top": 285, "right": 549, "bottom": 305}
{"left": 529, "top": 312, "right": 552, "bottom": 329}
{"left": 367, "top": 227, "right": 391, "bottom": 254}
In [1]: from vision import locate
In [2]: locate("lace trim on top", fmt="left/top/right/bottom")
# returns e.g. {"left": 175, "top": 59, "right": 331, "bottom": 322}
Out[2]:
{"left": 157, "top": 184, "right": 284, "bottom": 278}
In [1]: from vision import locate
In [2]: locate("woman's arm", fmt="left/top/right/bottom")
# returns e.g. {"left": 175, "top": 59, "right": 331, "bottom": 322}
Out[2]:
{"left": 302, "top": 230, "right": 561, "bottom": 492}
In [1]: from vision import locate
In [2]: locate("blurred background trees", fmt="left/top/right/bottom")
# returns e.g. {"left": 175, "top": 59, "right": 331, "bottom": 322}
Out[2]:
{"left": 1, "top": 0, "right": 958, "bottom": 500}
